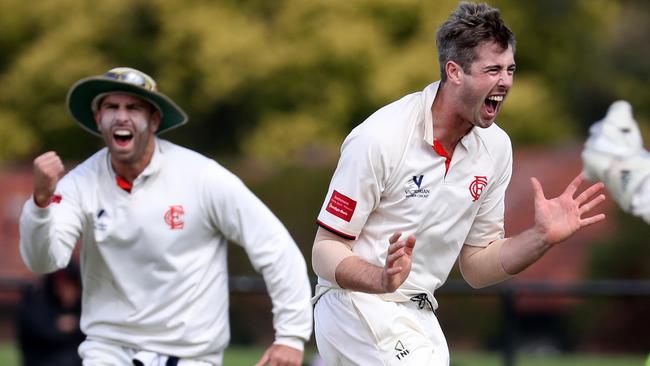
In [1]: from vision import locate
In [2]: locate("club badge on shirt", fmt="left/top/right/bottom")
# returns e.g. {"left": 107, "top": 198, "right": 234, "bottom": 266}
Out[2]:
{"left": 469, "top": 176, "right": 488, "bottom": 201}
{"left": 164, "top": 205, "right": 185, "bottom": 230}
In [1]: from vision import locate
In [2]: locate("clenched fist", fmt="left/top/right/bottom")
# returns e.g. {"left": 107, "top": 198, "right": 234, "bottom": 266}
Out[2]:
{"left": 33, "top": 151, "right": 65, "bottom": 207}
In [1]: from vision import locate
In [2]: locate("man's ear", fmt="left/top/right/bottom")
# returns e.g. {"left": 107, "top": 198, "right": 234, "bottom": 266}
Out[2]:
{"left": 150, "top": 110, "right": 161, "bottom": 133}
{"left": 445, "top": 61, "right": 463, "bottom": 85}
{"left": 94, "top": 111, "right": 102, "bottom": 132}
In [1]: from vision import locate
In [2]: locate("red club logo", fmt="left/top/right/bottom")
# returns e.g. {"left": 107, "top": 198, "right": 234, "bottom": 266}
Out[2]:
{"left": 469, "top": 176, "right": 488, "bottom": 202}
{"left": 164, "top": 205, "right": 185, "bottom": 230}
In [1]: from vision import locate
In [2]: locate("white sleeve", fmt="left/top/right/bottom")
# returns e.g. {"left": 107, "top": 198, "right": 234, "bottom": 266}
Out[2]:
{"left": 316, "top": 129, "right": 387, "bottom": 239}
{"left": 465, "top": 138, "right": 513, "bottom": 246}
{"left": 19, "top": 174, "right": 84, "bottom": 274}
{"left": 201, "top": 163, "right": 312, "bottom": 350}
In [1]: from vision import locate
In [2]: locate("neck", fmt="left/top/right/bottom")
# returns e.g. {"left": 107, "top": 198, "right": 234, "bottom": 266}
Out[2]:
{"left": 111, "top": 139, "right": 156, "bottom": 183}
{"left": 112, "top": 162, "right": 145, "bottom": 183}
{"left": 431, "top": 84, "right": 473, "bottom": 154}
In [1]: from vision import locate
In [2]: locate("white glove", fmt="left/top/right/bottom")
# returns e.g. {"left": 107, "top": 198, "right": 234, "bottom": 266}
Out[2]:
{"left": 582, "top": 100, "right": 650, "bottom": 211}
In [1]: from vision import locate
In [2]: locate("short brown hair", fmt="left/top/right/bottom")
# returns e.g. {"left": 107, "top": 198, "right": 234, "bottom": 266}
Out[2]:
{"left": 436, "top": 2, "right": 516, "bottom": 82}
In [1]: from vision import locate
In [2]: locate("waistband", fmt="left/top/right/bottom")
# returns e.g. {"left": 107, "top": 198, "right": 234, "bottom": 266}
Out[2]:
{"left": 312, "top": 284, "right": 438, "bottom": 311}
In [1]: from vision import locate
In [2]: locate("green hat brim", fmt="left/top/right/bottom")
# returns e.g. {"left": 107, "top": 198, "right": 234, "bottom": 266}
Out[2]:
{"left": 66, "top": 77, "right": 188, "bottom": 136}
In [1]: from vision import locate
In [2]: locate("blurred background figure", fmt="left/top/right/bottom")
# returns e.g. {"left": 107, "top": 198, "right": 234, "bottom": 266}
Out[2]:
{"left": 583, "top": 101, "right": 650, "bottom": 366}
{"left": 582, "top": 100, "right": 650, "bottom": 224}
{"left": 15, "top": 262, "right": 83, "bottom": 366}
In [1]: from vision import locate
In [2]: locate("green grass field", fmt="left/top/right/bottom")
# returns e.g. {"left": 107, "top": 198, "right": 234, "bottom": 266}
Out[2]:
{"left": 1, "top": 343, "right": 645, "bottom": 366}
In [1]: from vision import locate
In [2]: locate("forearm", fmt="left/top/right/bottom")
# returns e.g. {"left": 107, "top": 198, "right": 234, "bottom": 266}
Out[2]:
{"left": 461, "top": 229, "right": 553, "bottom": 288}
{"left": 335, "top": 256, "right": 387, "bottom": 293}
{"left": 464, "top": 172, "right": 606, "bottom": 287}
{"left": 312, "top": 227, "right": 385, "bottom": 293}
{"left": 460, "top": 240, "right": 512, "bottom": 288}
{"left": 500, "top": 228, "right": 552, "bottom": 274}
{"left": 256, "top": 231, "right": 312, "bottom": 346}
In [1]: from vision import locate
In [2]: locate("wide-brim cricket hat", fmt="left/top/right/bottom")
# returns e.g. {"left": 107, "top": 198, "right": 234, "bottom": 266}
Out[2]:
{"left": 66, "top": 67, "right": 188, "bottom": 136}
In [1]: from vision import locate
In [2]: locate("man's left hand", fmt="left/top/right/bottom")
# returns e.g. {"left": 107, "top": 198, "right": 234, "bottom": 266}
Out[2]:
{"left": 254, "top": 344, "right": 303, "bottom": 366}
{"left": 531, "top": 173, "right": 606, "bottom": 245}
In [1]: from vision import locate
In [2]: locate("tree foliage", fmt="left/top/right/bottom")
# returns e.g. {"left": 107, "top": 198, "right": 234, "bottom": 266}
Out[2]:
{"left": 0, "top": 0, "right": 647, "bottom": 165}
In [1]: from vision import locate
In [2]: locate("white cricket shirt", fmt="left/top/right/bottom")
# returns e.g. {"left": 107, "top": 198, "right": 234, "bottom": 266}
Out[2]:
{"left": 316, "top": 82, "right": 513, "bottom": 307}
{"left": 20, "top": 139, "right": 312, "bottom": 363}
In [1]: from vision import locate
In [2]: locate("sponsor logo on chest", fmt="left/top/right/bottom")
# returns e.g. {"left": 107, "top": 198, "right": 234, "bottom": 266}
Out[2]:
{"left": 94, "top": 205, "right": 187, "bottom": 231}
{"left": 94, "top": 208, "right": 109, "bottom": 231}
{"left": 405, "top": 175, "right": 430, "bottom": 198}
{"left": 404, "top": 174, "right": 489, "bottom": 201}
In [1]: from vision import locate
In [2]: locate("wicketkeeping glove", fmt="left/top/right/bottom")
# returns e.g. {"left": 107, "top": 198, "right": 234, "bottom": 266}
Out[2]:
{"left": 582, "top": 100, "right": 650, "bottom": 212}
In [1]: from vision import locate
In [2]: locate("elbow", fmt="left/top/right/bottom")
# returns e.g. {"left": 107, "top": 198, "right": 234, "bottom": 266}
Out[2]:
{"left": 311, "top": 239, "right": 337, "bottom": 282}
{"left": 468, "top": 280, "right": 490, "bottom": 289}
{"left": 459, "top": 259, "right": 497, "bottom": 289}
{"left": 460, "top": 272, "right": 489, "bottom": 289}
{"left": 311, "top": 243, "right": 322, "bottom": 279}
{"left": 311, "top": 232, "right": 354, "bottom": 284}
{"left": 460, "top": 266, "right": 508, "bottom": 289}
{"left": 459, "top": 258, "right": 480, "bottom": 289}
{"left": 19, "top": 243, "right": 64, "bottom": 275}
{"left": 21, "top": 258, "right": 57, "bottom": 275}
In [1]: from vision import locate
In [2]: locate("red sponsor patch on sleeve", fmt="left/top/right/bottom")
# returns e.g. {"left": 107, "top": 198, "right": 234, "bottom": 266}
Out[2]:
{"left": 325, "top": 190, "right": 357, "bottom": 222}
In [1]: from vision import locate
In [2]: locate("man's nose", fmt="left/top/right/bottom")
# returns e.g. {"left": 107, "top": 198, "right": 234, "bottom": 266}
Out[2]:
{"left": 115, "top": 106, "right": 130, "bottom": 121}
{"left": 498, "top": 71, "right": 513, "bottom": 89}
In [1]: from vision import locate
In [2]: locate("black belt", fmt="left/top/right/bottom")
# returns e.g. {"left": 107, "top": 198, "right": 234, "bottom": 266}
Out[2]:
{"left": 409, "top": 293, "right": 434, "bottom": 311}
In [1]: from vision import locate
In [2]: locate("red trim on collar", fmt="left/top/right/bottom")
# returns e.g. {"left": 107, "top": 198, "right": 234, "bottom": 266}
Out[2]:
{"left": 432, "top": 138, "right": 451, "bottom": 174}
{"left": 116, "top": 176, "right": 133, "bottom": 193}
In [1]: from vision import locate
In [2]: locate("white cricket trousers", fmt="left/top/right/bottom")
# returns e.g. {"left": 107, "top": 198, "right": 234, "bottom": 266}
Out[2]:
{"left": 314, "top": 289, "right": 449, "bottom": 366}
{"left": 79, "top": 338, "right": 217, "bottom": 366}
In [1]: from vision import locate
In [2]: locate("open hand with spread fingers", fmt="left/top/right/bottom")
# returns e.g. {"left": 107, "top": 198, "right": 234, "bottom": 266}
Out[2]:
{"left": 531, "top": 173, "right": 606, "bottom": 245}
{"left": 381, "top": 232, "right": 416, "bottom": 292}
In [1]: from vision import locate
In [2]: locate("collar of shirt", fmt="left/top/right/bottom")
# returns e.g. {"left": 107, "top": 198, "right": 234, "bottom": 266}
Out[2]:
{"left": 108, "top": 138, "right": 164, "bottom": 193}
{"left": 422, "top": 81, "right": 475, "bottom": 155}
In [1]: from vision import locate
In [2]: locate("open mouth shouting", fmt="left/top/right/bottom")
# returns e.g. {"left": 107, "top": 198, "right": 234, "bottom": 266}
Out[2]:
{"left": 113, "top": 129, "right": 134, "bottom": 148}
{"left": 484, "top": 94, "right": 504, "bottom": 120}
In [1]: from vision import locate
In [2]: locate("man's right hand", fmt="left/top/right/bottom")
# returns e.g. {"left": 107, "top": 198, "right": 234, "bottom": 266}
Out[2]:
{"left": 332, "top": 231, "right": 416, "bottom": 294}
{"left": 381, "top": 232, "right": 416, "bottom": 292}
{"left": 33, "top": 151, "right": 65, "bottom": 207}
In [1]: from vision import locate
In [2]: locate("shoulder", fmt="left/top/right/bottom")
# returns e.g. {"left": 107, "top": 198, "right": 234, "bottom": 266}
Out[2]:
{"left": 474, "top": 123, "right": 512, "bottom": 157}
{"left": 158, "top": 140, "right": 212, "bottom": 167}
{"left": 158, "top": 140, "right": 232, "bottom": 178}
{"left": 158, "top": 140, "right": 242, "bottom": 185}
{"left": 62, "top": 148, "right": 109, "bottom": 184}
{"left": 344, "top": 91, "right": 424, "bottom": 154}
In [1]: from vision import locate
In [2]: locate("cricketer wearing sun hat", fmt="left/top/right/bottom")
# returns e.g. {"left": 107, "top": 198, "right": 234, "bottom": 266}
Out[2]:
{"left": 67, "top": 67, "right": 188, "bottom": 136}
{"left": 19, "top": 67, "right": 313, "bottom": 365}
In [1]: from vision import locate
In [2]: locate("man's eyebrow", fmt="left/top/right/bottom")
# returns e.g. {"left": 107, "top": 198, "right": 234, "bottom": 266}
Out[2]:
{"left": 482, "top": 63, "right": 517, "bottom": 70}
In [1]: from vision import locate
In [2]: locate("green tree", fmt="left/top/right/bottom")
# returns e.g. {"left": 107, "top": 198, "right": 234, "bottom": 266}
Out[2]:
{"left": 0, "top": 0, "right": 647, "bottom": 165}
